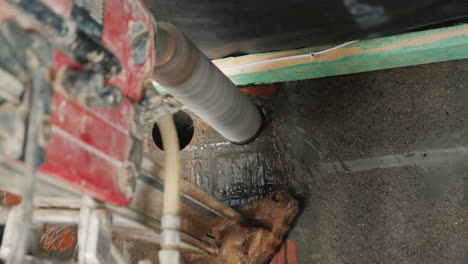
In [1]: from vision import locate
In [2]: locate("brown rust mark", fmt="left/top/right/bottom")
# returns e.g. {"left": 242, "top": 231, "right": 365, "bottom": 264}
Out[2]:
{"left": 1, "top": 191, "right": 21, "bottom": 205}
{"left": 186, "top": 191, "right": 299, "bottom": 264}
{"left": 240, "top": 83, "right": 279, "bottom": 97}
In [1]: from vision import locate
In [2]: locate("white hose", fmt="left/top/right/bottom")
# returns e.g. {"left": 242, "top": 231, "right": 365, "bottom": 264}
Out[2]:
{"left": 157, "top": 114, "right": 181, "bottom": 215}
{"left": 156, "top": 113, "right": 181, "bottom": 264}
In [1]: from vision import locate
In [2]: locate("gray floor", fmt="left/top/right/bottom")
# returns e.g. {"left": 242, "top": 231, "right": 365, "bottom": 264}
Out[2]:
{"left": 176, "top": 60, "right": 468, "bottom": 263}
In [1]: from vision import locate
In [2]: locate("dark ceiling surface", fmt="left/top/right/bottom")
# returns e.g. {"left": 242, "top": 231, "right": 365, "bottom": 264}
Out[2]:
{"left": 144, "top": 0, "right": 468, "bottom": 59}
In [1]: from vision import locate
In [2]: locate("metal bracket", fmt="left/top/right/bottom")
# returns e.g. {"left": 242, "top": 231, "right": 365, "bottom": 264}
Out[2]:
{"left": 77, "top": 196, "right": 113, "bottom": 264}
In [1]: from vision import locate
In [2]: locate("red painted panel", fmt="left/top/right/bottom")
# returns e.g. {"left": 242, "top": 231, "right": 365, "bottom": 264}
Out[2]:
{"left": 1, "top": 0, "right": 155, "bottom": 205}
{"left": 49, "top": 93, "right": 130, "bottom": 162}
{"left": 51, "top": 52, "right": 136, "bottom": 130}
{"left": 93, "top": 98, "right": 135, "bottom": 131}
{"left": 47, "top": 0, "right": 155, "bottom": 102}
{"left": 43, "top": 0, "right": 154, "bottom": 205}
{"left": 102, "top": 0, "right": 154, "bottom": 101}
{"left": 40, "top": 130, "right": 128, "bottom": 205}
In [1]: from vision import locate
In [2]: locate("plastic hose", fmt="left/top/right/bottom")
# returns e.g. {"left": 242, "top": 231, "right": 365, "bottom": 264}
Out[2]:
{"left": 156, "top": 113, "right": 181, "bottom": 264}
{"left": 157, "top": 114, "right": 181, "bottom": 215}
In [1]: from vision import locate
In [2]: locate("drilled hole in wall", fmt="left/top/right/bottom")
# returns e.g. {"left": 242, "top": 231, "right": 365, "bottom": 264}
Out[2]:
{"left": 152, "top": 111, "right": 194, "bottom": 151}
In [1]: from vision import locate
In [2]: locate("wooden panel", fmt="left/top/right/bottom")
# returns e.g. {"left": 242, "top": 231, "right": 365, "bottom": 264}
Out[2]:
{"left": 213, "top": 24, "right": 468, "bottom": 85}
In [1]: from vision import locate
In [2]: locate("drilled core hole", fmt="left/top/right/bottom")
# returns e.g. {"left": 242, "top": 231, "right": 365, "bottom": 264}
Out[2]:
{"left": 152, "top": 111, "right": 194, "bottom": 151}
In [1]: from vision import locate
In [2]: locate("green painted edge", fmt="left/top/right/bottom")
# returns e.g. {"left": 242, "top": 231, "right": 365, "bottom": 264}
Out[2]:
{"left": 215, "top": 24, "right": 468, "bottom": 86}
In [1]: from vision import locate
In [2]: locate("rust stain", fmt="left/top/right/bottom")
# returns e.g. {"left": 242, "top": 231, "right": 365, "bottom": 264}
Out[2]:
{"left": 239, "top": 83, "right": 279, "bottom": 97}
{"left": 271, "top": 240, "right": 297, "bottom": 264}
{"left": 1, "top": 191, "right": 21, "bottom": 205}
{"left": 187, "top": 192, "right": 299, "bottom": 264}
{"left": 276, "top": 159, "right": 283, "bottom": 169}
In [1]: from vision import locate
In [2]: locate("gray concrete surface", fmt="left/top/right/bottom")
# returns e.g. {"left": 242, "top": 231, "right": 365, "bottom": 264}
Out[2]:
{"left": 282, "top": 60, "right": 468, "bottom": 264}
{"left": 156, "top": 59, "right": 468, "bottom": 263}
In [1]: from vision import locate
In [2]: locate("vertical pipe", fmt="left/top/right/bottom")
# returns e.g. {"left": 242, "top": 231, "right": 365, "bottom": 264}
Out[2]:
{"left": 153, "top": 22, "right": 262, "bottom": 144}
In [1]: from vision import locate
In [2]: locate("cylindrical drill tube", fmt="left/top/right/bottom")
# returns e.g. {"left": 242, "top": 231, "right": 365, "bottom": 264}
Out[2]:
{"left": 153, "top": 22, "right": 262, "bottom": 144}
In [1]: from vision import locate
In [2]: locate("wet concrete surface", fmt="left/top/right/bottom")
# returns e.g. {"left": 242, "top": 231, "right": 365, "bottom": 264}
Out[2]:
{"left": 148, "top": 59, "right": 468, "bottom": 263}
